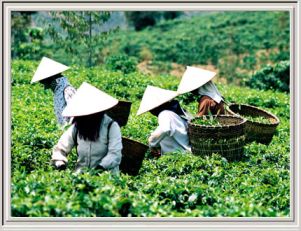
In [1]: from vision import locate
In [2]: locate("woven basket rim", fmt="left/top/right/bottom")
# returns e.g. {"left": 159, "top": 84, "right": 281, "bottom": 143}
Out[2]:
{"left": 122, "top": 137, "right": 148, "bottom": 148}
{"left": 228, "top": 103, "right": 280, "bottom": 126}
{"left": 189, "top": 115, "right": 247, "bottom": 129}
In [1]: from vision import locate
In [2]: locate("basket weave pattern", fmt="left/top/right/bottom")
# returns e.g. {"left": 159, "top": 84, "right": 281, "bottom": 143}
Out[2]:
{"left": 228, "top": 104, "right": 280, "bottom": 145}
{"left": 120, "top": 137, "right": 148, "bottom": 176}
{"left": 188, "top": 115, "right": 246, "bottom": 161}
{"left": 107, "top": 101, "right": 132, "bottom": 127}
{"left": 190, "top": 135, "right": 245, "bottom": 161}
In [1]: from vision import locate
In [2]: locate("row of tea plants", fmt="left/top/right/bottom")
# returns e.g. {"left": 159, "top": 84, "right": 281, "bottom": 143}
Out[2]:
{"left": 11, "top": 60, "right": 290, "bottom": 217}
{"left": 102, "top": 11, "right": 289, "bottom": 83}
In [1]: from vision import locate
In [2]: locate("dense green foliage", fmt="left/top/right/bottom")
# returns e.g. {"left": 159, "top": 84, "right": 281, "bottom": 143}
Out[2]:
{"left": 10, "top": 5, "right": 291, "bottom": 219}
{"left": 47, "top": 12, "right": 111, "bottom": 67}
{"left": 247, "top": 61, "right": 290, "bottom": 92}
{"left": 11, "top": 11, "right": 290, "bottom": 90}
{"left": 11, "top": 60, "right": 290, "bottom": 217}
{"left": 244, "top": 115, "right": 273, "bottom": 124}
{"left": 11, "top": 12, "right": 46, "bottom": 60}
{"left": 104, "top": 11, "right": 289, "bottom": 83}
{"left": 105, "top": 54, "right": 138, "bottom": 74}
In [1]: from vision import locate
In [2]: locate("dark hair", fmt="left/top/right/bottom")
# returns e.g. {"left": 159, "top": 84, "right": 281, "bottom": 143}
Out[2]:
{"left": 40, "top": 73, "right": 63, "bottom": 90}
{"left": 150, "top": 100, "right": 185, "bottom": 117}
{"left": 40, "top": 73, "right": 63, "bottom": 85}
{"left": 74, "top": 112, "right": 104, "bottom": 141}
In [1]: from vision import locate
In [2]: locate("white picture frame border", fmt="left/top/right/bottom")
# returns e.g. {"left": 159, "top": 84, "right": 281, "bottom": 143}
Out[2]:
{"left": 1, "top": 1, "right": 300, "bottom": 230}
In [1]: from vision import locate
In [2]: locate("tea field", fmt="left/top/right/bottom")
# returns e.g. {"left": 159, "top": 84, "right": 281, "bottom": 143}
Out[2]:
{"left": 11, "top": 60, "right": 290, "bottom": 217}
{"left": 101, "top": 11, "right": 289, "bottom": 83}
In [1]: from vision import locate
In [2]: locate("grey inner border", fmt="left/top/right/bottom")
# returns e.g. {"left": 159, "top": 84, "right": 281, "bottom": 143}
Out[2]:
{"left": 1, "top": 1, "right": 300, "bottom": 230}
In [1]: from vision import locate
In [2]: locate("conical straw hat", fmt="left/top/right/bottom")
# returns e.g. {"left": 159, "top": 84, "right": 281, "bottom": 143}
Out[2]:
{"left": 62, "top": 82, "right": 118, "bottom": 117}
{"left": 137, "top": 86, "right": 178, "bottom": 116}
{"left": 177, "top": 66, "right": 217, "bottom": 94}
{"left": 31, "top": 57, "right": 70, "bottom": 83}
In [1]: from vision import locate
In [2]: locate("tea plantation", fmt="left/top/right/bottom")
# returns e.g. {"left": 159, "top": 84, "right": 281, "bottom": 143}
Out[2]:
{"left": 11, "top": 60, "right": 290, "bottom": 217}
{"left": 101, "top": 11, "right": 289, "bottom": 83}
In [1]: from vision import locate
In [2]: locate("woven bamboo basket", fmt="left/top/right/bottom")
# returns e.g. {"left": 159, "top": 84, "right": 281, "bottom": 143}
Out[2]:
{"left": 227, "top": 104, "right": 280, "bottom": 145}
{"left": 120, "top": 137, "right": 148, "bottom": 176}
{"left": 106, "top": 100, "right": 132, "bottom": 127}
{"left": 188, "top": 115, "right": 246, "bottom": 160}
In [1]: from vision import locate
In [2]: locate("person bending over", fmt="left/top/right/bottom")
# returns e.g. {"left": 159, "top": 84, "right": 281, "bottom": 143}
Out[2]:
{"left": 177, "top": 66, "right": 225, "bottom": 116}
{"left": 52, "top": 82, "right": 122, "bottom": 174}
{"left": 137, "top": 86, "right": 191, "bottom": 157}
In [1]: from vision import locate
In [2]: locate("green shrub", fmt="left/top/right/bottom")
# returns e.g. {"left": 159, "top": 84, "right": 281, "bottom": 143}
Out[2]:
{"left": 247, "top": 61, "right": 290, "bottom": 92}
{"left": 105, "top": 54, "right": 138, "bottom": 74}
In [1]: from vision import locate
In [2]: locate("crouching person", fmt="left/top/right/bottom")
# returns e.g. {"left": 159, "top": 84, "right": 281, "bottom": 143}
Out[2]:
{"left": 51, "top": 82, "right": 122, "bottom": 174}
{"left": 137, "top": 86, "right": 191, "bottom": 157}
{"left": 178, "top": 66, "right": 225, "bottom": 116}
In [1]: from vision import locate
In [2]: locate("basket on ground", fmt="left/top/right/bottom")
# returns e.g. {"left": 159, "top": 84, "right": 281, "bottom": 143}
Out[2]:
{"left": 227, "top": 104, "right": 280, "bottom": 145}
{"left": 120, "top": 137, "right": 148, "bottom": 176}
{"left": 188, "top": 115, "right": 246, "bottom": 160}
{"left": 107, "top": 100, "right": 132, "bottom": 127}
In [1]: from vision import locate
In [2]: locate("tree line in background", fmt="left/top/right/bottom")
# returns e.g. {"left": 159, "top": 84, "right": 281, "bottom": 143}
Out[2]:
{"left": 12, "top": 11, "right": 112, "bottom": 67}
{"left": 11, "top": 12, "right": 43, "bottom": 60}
{"left": 125, "top": 12, "right": 183, "bottom": 30}
{"left": 11, "top": 11, "right": 183, "bottom": 66}
{"left": 11, "top": 11, "right": 290, "bottom": 93}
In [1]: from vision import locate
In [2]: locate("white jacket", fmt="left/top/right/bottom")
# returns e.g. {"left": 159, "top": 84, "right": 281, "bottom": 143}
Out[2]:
{"left": 148, "top": 110, "right": 191, "bottom": 154}
{"left": 52, "top": 114, "right": 122, "bottom": 173}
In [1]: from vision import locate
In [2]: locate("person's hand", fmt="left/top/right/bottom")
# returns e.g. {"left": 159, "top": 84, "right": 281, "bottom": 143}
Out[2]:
{"left": 54, "top": 160, "right": 66, "bottom": 170}
{"left": 150, "top": 148, "right": 161, "bottom": 158}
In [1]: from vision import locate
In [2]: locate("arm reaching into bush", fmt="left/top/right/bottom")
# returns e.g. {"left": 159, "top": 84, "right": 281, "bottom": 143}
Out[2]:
{"left": 148, "top": 111, "right": 172, "bottom": 147}
{"left": 51, "top": 125, "right": 76, "bottom": 168}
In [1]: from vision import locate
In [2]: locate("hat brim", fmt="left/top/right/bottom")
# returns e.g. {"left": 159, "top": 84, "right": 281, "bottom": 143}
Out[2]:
{"left": 62, "top": 82, "right": 119, "bottom": 117}
{"left": 177, "top": 66, "right": 216, "bottom": 95}
{"left": 136, "top": 86, "right": 178, "bottom": 116}
{"left": 31, "top": 57, "right": 70, "bottom": 83}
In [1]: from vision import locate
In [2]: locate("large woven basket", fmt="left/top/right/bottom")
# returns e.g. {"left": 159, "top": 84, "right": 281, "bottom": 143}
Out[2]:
{"left": 188, "top": 115, "right": 246, "bottom": 160}
{"left": 106, "top": 100, "right": 132, "bottom": 127}
{"left": 120, "top": 137, "right": 148, "bottom": 176}
{"left": 227, "top": 104, "right": 280, "bottom": 145}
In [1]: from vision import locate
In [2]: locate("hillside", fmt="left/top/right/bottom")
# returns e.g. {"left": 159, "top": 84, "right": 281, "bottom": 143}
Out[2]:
{"left": 101, "top": 11, "right": 289, "bottom": 83}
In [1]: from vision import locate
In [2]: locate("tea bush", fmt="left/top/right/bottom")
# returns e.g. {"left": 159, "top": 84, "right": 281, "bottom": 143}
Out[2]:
{"left": 103, "top": 11, "right": 289, "bottom": 83}
{"left": 105, "top": 54, "right": 138, "bottom": 74}
{"left": 11, "top": 60, "right": 290, "bottom": 217}
{"left": 246, "top": 61, "right": 290, "bottom": 93}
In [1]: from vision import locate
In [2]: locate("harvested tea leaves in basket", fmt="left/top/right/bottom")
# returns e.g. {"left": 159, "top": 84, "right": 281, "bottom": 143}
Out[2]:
{"left": 192, "top": 116, "right": 221, "bottom": 126}
{"left": 244, "top": 115, "right": 272, "bottom": 124}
